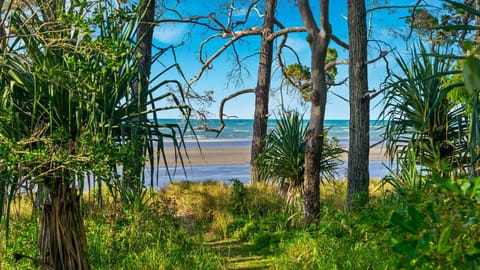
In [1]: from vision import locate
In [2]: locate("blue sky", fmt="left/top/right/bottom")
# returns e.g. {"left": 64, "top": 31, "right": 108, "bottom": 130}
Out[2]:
{"left": 152, "top": 0, "right": 421, "bottom": 120}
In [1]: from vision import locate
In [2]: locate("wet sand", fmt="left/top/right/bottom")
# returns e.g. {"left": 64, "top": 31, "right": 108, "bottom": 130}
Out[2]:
{"left": 156, "top": 146, "right": 388, "bottom": 167}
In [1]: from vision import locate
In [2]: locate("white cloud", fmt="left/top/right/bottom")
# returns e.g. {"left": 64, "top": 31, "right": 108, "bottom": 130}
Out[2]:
{"left": 154, "top": 23, "right": 187, "bottom": 44}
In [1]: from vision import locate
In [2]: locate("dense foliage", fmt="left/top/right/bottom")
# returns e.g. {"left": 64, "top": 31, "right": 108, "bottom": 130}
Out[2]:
{"left": 0, "top": 0, "right": 190, "bottom": 268}
{"left": 1, "top": 0, "right": 479, "bottom": 269}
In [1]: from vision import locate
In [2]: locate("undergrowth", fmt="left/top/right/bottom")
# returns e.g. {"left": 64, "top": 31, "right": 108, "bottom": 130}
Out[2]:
{"left": 1, "top": 178, "right": 479, "bottom": 269}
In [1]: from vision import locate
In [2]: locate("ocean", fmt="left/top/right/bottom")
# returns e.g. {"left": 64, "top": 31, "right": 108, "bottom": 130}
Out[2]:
{"left": 160, "top": 118, "right": 387, "bottom": 147}
{"left": 152, "top": 119, "right": 392, "bottom": 187}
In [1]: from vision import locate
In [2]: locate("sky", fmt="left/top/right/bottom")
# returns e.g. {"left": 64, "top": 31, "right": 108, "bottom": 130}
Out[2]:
{"left": 151, "top": 0, "right": 425, "bottom": 120}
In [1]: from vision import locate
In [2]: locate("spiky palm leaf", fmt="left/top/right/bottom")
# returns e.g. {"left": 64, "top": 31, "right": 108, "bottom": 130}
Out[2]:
{"left": 256, "top": 111, "right": 343, "bottom": 203}
{"left": 0, "top": 0, "right": 191, "bottom": 268}
{"left": 382, "top": 43, "right": 469, "bottom": 177}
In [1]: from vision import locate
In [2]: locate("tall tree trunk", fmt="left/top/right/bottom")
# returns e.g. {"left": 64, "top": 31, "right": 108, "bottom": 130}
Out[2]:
{"left": 124, "top": 0, "right": 155, "bottom": 192}
{"left": 39, "top": 179, "right": 90, "bottom": 270}
{"left": 476, "top": 0, "right": 480, "bottom": 42}
{"left": 0, "top": 0, "right": 6, "bottom": 50}
{"left": 346, "top": 0, "right": 369, "bottom": 210}
{"left": 250, "top": 0, "right": 276, "bottom": 183}
{"left": 298, "top": 0, "right": 331, "bottom": 226}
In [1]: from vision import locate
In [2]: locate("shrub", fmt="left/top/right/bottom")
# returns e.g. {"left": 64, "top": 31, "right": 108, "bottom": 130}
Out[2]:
{"left": 256, "top": 111, "right": 343, "bottom": 204}
{"left": 390, "top": 176, "right": 480, "bottom": 269}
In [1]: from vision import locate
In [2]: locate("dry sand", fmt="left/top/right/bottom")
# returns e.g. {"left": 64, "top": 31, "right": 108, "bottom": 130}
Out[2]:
{"left": 156, "top": 146, "right": 387, "bottom": 167}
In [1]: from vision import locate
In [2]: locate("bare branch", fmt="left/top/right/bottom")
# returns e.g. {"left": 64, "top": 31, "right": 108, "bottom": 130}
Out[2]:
{"left": 268, "top": 26, "right": 306, "bottom": 40}
{"left": 276, "top": 33, "right": 305, "bottom": 89}
{"left": 157, "top": 15, "right": 226, "bottom": 32}
{"left": 366, "top": 50, "right": 389, "bottom": 64}
{"left": 325, "top": 58, "right": 349, "bottom": 70}
{"left": 405, "top": 0, "right": 424, "bottom": 41}
{"left": 331, "top": 35, "right": 349, "bottom": 50}
{"left": 199, "top": 33, "right": 223, "bottom": 65}
{"left": 196, "top": 89, "right": 255, "bottom": 136}
{"left": 189, "top": 28, "right": 262, "bottom": 86}
{"left": 230, "top": 0, "right": 261, "bottom": 28}
{"left": 366, "top": 2, "right": 431, "bottom": 13}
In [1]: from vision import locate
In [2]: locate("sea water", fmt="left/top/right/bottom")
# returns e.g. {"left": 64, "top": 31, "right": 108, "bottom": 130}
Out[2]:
{"left": 160, "top": 118, "right": 386, "bottom": 146}
{"left": 152, "top": 119, "right": 392, "bottom": 187}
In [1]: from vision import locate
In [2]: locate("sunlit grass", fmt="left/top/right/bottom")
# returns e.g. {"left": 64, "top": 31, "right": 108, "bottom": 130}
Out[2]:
{"left": 1, "top": 178, "right": 476, "bottom": 269}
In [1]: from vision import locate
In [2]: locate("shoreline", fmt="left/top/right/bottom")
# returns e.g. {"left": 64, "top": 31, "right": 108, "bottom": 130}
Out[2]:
{"left": 155, "top": 145, "right": 388, "bottom": 167}
{"left": 141, "top": 141, "right": 393, "bottom": 185}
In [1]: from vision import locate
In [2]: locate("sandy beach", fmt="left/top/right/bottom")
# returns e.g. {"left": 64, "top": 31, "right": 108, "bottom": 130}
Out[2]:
{"left": 157, "top": 146, "right": 388, "bottom": 167}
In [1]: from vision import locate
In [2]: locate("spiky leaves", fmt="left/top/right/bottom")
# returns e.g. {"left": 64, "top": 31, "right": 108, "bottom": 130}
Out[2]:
{"left": 256, "top": 111, "right": 342, "bottom": 205}
{"left": 382, "top": 44, "right": 468, "bottom": 178}
{"left": 0, "top": 0, "right": 191, "bottom": 268}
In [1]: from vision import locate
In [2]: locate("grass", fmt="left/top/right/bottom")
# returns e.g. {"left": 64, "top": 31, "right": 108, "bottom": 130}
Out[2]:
{"left": 1, "top": 178, "right": 478, "bottom": 269}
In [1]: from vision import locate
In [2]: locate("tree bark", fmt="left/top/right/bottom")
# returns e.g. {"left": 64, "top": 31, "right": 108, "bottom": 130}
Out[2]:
{"left": 298, "top": 0, "right": 331, "bottom": 226}
{"left": 39, "top": 179, "right": 90, "bottom": 270}
{"left": 0, "top": 0, "right": 6, "bottom": 50}
{"left": 346, "top": 0, "right": 370, "bottom": 210}
{"left": 476, "top": 0, "right": 480, "bottom": 42}
{"left": 124, "top": 0, "right": 155, "bottom": 192}
{"left": 250, "top": 0, "right": 276, "bottom": 183}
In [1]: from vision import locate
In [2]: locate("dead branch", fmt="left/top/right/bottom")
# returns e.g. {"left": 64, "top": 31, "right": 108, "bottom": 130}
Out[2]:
{"left": 268, "top": 26, "right": 306, "bottom": 40}
{"left": 406, "top": 0, "right": 424, "bottom": 41}
{"left": 366, "top": 2, "right": 431, "bottom": 13}
{"left": 189, "top": 27, "right": 262, "bottom": 86}
{"left": 196, "top": 88, "right": 255, "bottom": 136}
{"left": 331, "top": 35, "right": 349, "bottom": 50}
{"left": 230, "top": 0, "right": 261, "bottom": 28}
{"left": 366, "top": 50, "right": 389, "bottom": 64}
{"left": 276, "top": 32, "right": 304, "bottom": 89}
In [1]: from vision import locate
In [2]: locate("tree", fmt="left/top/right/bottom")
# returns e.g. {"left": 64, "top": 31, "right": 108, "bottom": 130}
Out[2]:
{"left": 382, "top": 44, "right": 468, "bottom": 178}
{"left": 123, "top": 0, "right": 156, "bottom": 198}
{"left": 168, "top": 0, "right": 305, "bottom": 183}
{"left": 0, "top": 0, "right": 190, "bottom": 268}
{"left": 281, "top": 47, "right": 340, "bottom": 104}
{"left": 346, "top": 0, "right": 369, "bottom": 210}
{"left": 250, "top": 0, "right": 276, "bottom": 182}
{"left": 297, "top": 0, "right": 332, "bottom": 226}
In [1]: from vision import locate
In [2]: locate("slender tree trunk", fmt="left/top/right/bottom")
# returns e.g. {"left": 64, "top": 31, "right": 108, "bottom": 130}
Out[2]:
{"left": 250, "top": 0, "right": 276, "bottom": 183}
{"left": 346, "top": 0, "right": 369, "bottom": 210}
{"left": 298, "top": 0, "right": 331, "bottom": 226}
{"left": 476, "top": 0, "right": 480, "bottom": 42}
{"left": 40, "top": 179, "right": 90, "bottom": 270}
{"left": 124, "top": 0, "right": 155, "bottom": 192}
{"left": 0, "top": 0, "right": 6, "bottom": 50}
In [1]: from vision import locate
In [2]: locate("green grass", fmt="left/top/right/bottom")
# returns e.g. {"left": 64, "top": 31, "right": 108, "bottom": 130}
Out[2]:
{"left": 1, "top": 178, "right": 479, "bottom": 269}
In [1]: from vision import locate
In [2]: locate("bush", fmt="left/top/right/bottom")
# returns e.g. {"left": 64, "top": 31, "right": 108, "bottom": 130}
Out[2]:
{"left": 228, "top": 179, "right": 248, "bottom": 217}
{"left": 390, "top": 177, "right": 480, "bottom": 269}
{"left": 256, "top": 111, "right": 342, "bottom": 204}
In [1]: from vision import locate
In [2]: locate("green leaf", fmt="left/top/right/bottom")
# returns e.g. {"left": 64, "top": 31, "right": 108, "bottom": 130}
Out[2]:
{"left": 444, "top": 0, "right": 480, "bottom": 17}
{"left": 437, "top": 225, "right": 453, "bottom": 253}
{"left": 463, "top": 56, "right": 480, "bottom": 96}
{"left": 390, "top": 212, "right": 418, "bottom": 234}
{"left": 426, "top": 203, "right": 440, "bottom": 224}
{"left": 408, "top": 206, "right": 426, "bottom": 228}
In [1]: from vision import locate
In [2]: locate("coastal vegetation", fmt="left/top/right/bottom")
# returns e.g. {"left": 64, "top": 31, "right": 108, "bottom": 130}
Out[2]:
{"left": 0, "top": 0, "right": 480, "bottom": 269}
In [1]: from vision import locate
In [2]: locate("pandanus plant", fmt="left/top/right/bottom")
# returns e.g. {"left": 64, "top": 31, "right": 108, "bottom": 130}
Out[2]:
{"left": 382, "top": 43, "right": 469, "bottom": 179}
{"left": 383, "top": 0, "right": 480, "bottom": 183}
{"left": 0, "top": 0, "right": 190, "bottom": 269}
{"left": 256, "top": 111, "right": 343, "bottom": 204}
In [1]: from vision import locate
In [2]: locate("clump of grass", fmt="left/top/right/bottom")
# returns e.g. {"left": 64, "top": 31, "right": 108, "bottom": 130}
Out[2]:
{"left": 161, "top": 180, "right": 233, "bottom": 240}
